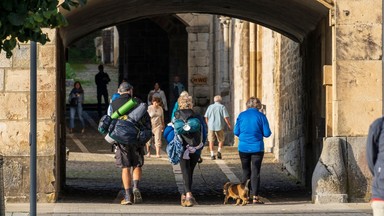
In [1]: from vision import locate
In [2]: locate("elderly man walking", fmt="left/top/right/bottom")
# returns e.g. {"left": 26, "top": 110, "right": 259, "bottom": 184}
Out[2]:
{"left": 204, "top": 95, "right": 231, "bottom": 160}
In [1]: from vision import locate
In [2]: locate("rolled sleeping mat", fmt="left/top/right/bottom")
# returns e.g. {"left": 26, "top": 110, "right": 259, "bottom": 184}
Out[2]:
{"left": 111, "top": 98, "right": 138, "bottom": 119}
{"left": 127, "top": 102, "right": 147, "bottom": 122}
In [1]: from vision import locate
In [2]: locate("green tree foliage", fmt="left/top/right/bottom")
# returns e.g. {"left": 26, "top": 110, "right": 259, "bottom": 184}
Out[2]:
{"left": 0, "top": 0, "right": 87, "bottom": 58}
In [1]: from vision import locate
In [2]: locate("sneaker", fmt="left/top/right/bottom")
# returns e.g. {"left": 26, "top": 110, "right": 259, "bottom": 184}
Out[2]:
{"left": 211, "top": 155, "right": 216, "bottom": 160}
{"left": 121, "top": 196, "right": 132, "bottom": 205}
{"left": 133, "top": 188, "right": 142, "bottom": 204}
{"left": 181, "top": 194, "right": 186, "bottom": 207}
{"left": 183, "top": 196, "right": 196, "bottom": 207}
{"left": 217, "top": 152, "right": 222, "bottom": 159}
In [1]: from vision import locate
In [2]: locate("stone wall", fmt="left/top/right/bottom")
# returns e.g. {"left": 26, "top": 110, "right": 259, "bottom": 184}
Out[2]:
{"left": 278, "top": 36, "right": 305, "bottom": 182}
{"left": 260, "top": 28, "right": 277, "bottom": 152}
{"left": 0, "top": 29, "right": 57, "bottom": 202}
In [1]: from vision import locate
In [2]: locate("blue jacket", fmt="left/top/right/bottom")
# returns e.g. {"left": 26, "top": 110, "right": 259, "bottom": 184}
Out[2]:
{"left": 366, "top": 117, "right": 384, "bottom": 200}
{"left": 234, "top": 108, "right": 271, "bottom": 153}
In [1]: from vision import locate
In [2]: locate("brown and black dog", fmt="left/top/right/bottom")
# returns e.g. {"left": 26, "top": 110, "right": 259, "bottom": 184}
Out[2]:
{"left": 223, "top": 179, "right": 250, "bottom": 206}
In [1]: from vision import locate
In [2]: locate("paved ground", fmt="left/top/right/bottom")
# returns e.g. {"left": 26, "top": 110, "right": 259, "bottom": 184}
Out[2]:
{"left": 5, "top": 110, "right": 373, "bottom": 215}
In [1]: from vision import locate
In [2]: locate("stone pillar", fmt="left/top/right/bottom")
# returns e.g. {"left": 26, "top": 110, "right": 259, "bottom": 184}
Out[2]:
{"left": 219, "top": 16, "right": 231, "bottom": 90}
{"left": 323, "top": 65, "right": 332, "bottom": 137}
{"left": 0, "top": 29, "right": 57, "bottom": 202}
{"left": 186, "top": 25, "right": 211, "bottom": 111}
{"left": 312, "top": 137, "right": 348, "bottom": 203}
{"left": 256, "top": 25, "right": 263, "bottom": 99}
{"left": 333, "top": 0, "right": 382, "bottom": 136}
{"left": 313, "top": 0, "right": 382, "bottom": 202}
{"left": 249, "top": 23, "right": 256, "bottom": 97}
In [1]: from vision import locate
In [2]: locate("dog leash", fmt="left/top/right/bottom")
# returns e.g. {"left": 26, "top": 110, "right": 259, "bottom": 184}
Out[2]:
{"left": 197, "top": 162, "right": 222, "bottom": 195}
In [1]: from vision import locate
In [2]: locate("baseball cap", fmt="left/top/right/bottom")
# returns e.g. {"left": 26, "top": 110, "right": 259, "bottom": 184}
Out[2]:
{"left": 118, "top": 82, "right": 133, "bottom": 92}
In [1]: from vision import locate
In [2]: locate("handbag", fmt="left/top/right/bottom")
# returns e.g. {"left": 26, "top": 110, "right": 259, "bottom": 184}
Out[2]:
{"left": 70, "top": 97, "right": 78, "bottom": 107}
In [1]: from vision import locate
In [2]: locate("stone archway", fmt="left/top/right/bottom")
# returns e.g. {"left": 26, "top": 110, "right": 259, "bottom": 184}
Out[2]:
{"left": 0, "top": 0, "right": 381, "bottom": 203}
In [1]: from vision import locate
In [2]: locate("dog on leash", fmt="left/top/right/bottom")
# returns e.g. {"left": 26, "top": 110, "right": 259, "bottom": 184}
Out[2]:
{"left": 223, "top": 179, "right": 250, "bottom": 206}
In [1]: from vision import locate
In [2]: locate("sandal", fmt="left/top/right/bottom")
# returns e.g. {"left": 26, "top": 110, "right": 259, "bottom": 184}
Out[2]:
{"left": 253, "top": 197, "right": 264, "bottom": 204}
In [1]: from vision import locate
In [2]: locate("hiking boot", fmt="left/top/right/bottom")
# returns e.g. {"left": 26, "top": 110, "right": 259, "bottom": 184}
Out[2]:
{"left": 121, "top": 196, "right": 132, "bottom": 205}
{"left": 211, "top": 155, "right": 216, "bottom": 160}
{"left": 217, "top": 152, "right": 222, "bottom": 159}
{"left": 133, "top": 188, "right": 142, "bottom": 204}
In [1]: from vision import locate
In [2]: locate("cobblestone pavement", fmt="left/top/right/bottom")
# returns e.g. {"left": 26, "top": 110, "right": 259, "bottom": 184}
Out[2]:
{"left": 5, "top": 110, "right": 373, "bottom": 215}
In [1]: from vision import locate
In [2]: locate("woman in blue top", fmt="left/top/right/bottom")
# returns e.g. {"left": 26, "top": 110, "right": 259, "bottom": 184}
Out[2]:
{"left": 234, "top": 97, "right": 271, "bottom": 204}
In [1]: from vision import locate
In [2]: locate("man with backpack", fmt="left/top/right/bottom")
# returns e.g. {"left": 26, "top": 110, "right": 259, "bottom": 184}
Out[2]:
{"left": 110, "top": 82, "right": 148, "bottom": 205}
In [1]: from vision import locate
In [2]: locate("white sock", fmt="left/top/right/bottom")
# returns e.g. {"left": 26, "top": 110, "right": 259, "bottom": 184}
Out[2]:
{"left": 210, "top": 151, "right": 214, "bottom": 156}
{"left": 218, "top": 147, "right": 222, "bottom": 152}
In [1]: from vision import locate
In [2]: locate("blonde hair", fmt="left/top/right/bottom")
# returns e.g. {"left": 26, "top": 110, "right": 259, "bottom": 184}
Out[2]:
{"left": 178, "top": 95, "right": 193, "bottom": 109}
{"left": 246, "top": 97, "right": 262, "bottom": 109}
{"left": 180, "top": 91, "right": 189, "bottom": 97}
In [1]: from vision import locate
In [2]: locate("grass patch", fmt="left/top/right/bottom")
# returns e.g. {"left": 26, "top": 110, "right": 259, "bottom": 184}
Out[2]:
{"left": 70, "top": 63, "right": 87, "bottom": 71}
{"left": 77, "top": 79, "right": 92, "bottom": 85}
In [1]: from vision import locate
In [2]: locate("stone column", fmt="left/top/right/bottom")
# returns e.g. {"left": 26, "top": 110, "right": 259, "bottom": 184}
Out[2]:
{"left": 0, "top": 29, "right": 57, "bottom": 202}
{"left": 323, "top": 65, "right": 332, "bottom": 137}
{"left": 312, "top": 0, "right": 382, "bottom": 203}
{"left": 249, "top": 23, "right": 257, "bottom": 97}
{"left": 256, "top": 25, "right": 263, "bottom": 99}
{"left": 186, "top": 25, "right": 211, "bottom": 111}
{"left": 219, "top": 16, "right": 231, "bottom": 90}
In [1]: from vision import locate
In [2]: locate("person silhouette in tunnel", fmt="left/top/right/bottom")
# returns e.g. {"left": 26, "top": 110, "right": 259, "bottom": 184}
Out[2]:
{"left": 95, "top": 64, "right": 111, "bottom": 117}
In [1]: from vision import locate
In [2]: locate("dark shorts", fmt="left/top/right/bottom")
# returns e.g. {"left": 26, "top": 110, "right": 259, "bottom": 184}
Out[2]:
{"left": 115, "top": 143, "right": 145, "bottom": 168}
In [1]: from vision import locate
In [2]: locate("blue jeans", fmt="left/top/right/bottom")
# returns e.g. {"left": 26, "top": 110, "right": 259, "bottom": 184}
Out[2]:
{"left": 70, "top": 103, "right": 85, "bottom": 129}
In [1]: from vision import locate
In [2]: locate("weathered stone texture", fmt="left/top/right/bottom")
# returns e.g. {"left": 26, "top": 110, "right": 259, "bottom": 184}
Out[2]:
{"left": 0, "top": 122, "right": 30, "bottom": 156}
{"left": 37, "top": 69, "right": 56, "bottom": 92}
{"left": 261, "top": 29, "right": 277, "bottom": 152}
{"left": 0, "top": 93, "right": 28, "bottom": 120}
{"left": 36, "top": 120, "right": 56, "bottom": 155}
{"left": 5, "top": 69, "right": 55, "bottom": 92}
{"left": 335, "top": 60, "right": 382, "bottom": 101}
{"left": 0, "top": 69, "right": 4, "bottom": 91}
{"left": 282, "top": 138, "right": 304, "bottom": 181}
{"left": 346, "top": 137, "right": 370, "bottom": 202}
{"left": 4, "top": 156, "right": 56, "bottom": 202}
{"left": 334, "top": 100, "right": 381, "bottom": 136}
{"left": 0, "top": 120, "right": 55, "bottom": 156}
{"left": 278, "top": 36, "right": 305, "bottom": 182}
{"left": 39, "top": 45, "right": 56, "bottom": 69}
{"left": 312, "top": 137, "right": 348, "bottom": 203}
{"left": 12, "top": 45, "right": 30, "bottom": 68}
{"left": 37, "top": 92, "right": 56, "bottom": 119}
{"left": 0, "top": 53, "right": 12, "bottom": 68}
{"left": 336, "top": 1, "right": 381, "bottom": 25}
{"left": 42, "top": 28, "right": 57, "bottom": 45}
{"left": 5, "top": 69, "right": 31, "bottom": 91}
{"left": 336, "top": 24, "right": 382, "bottom": 60}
